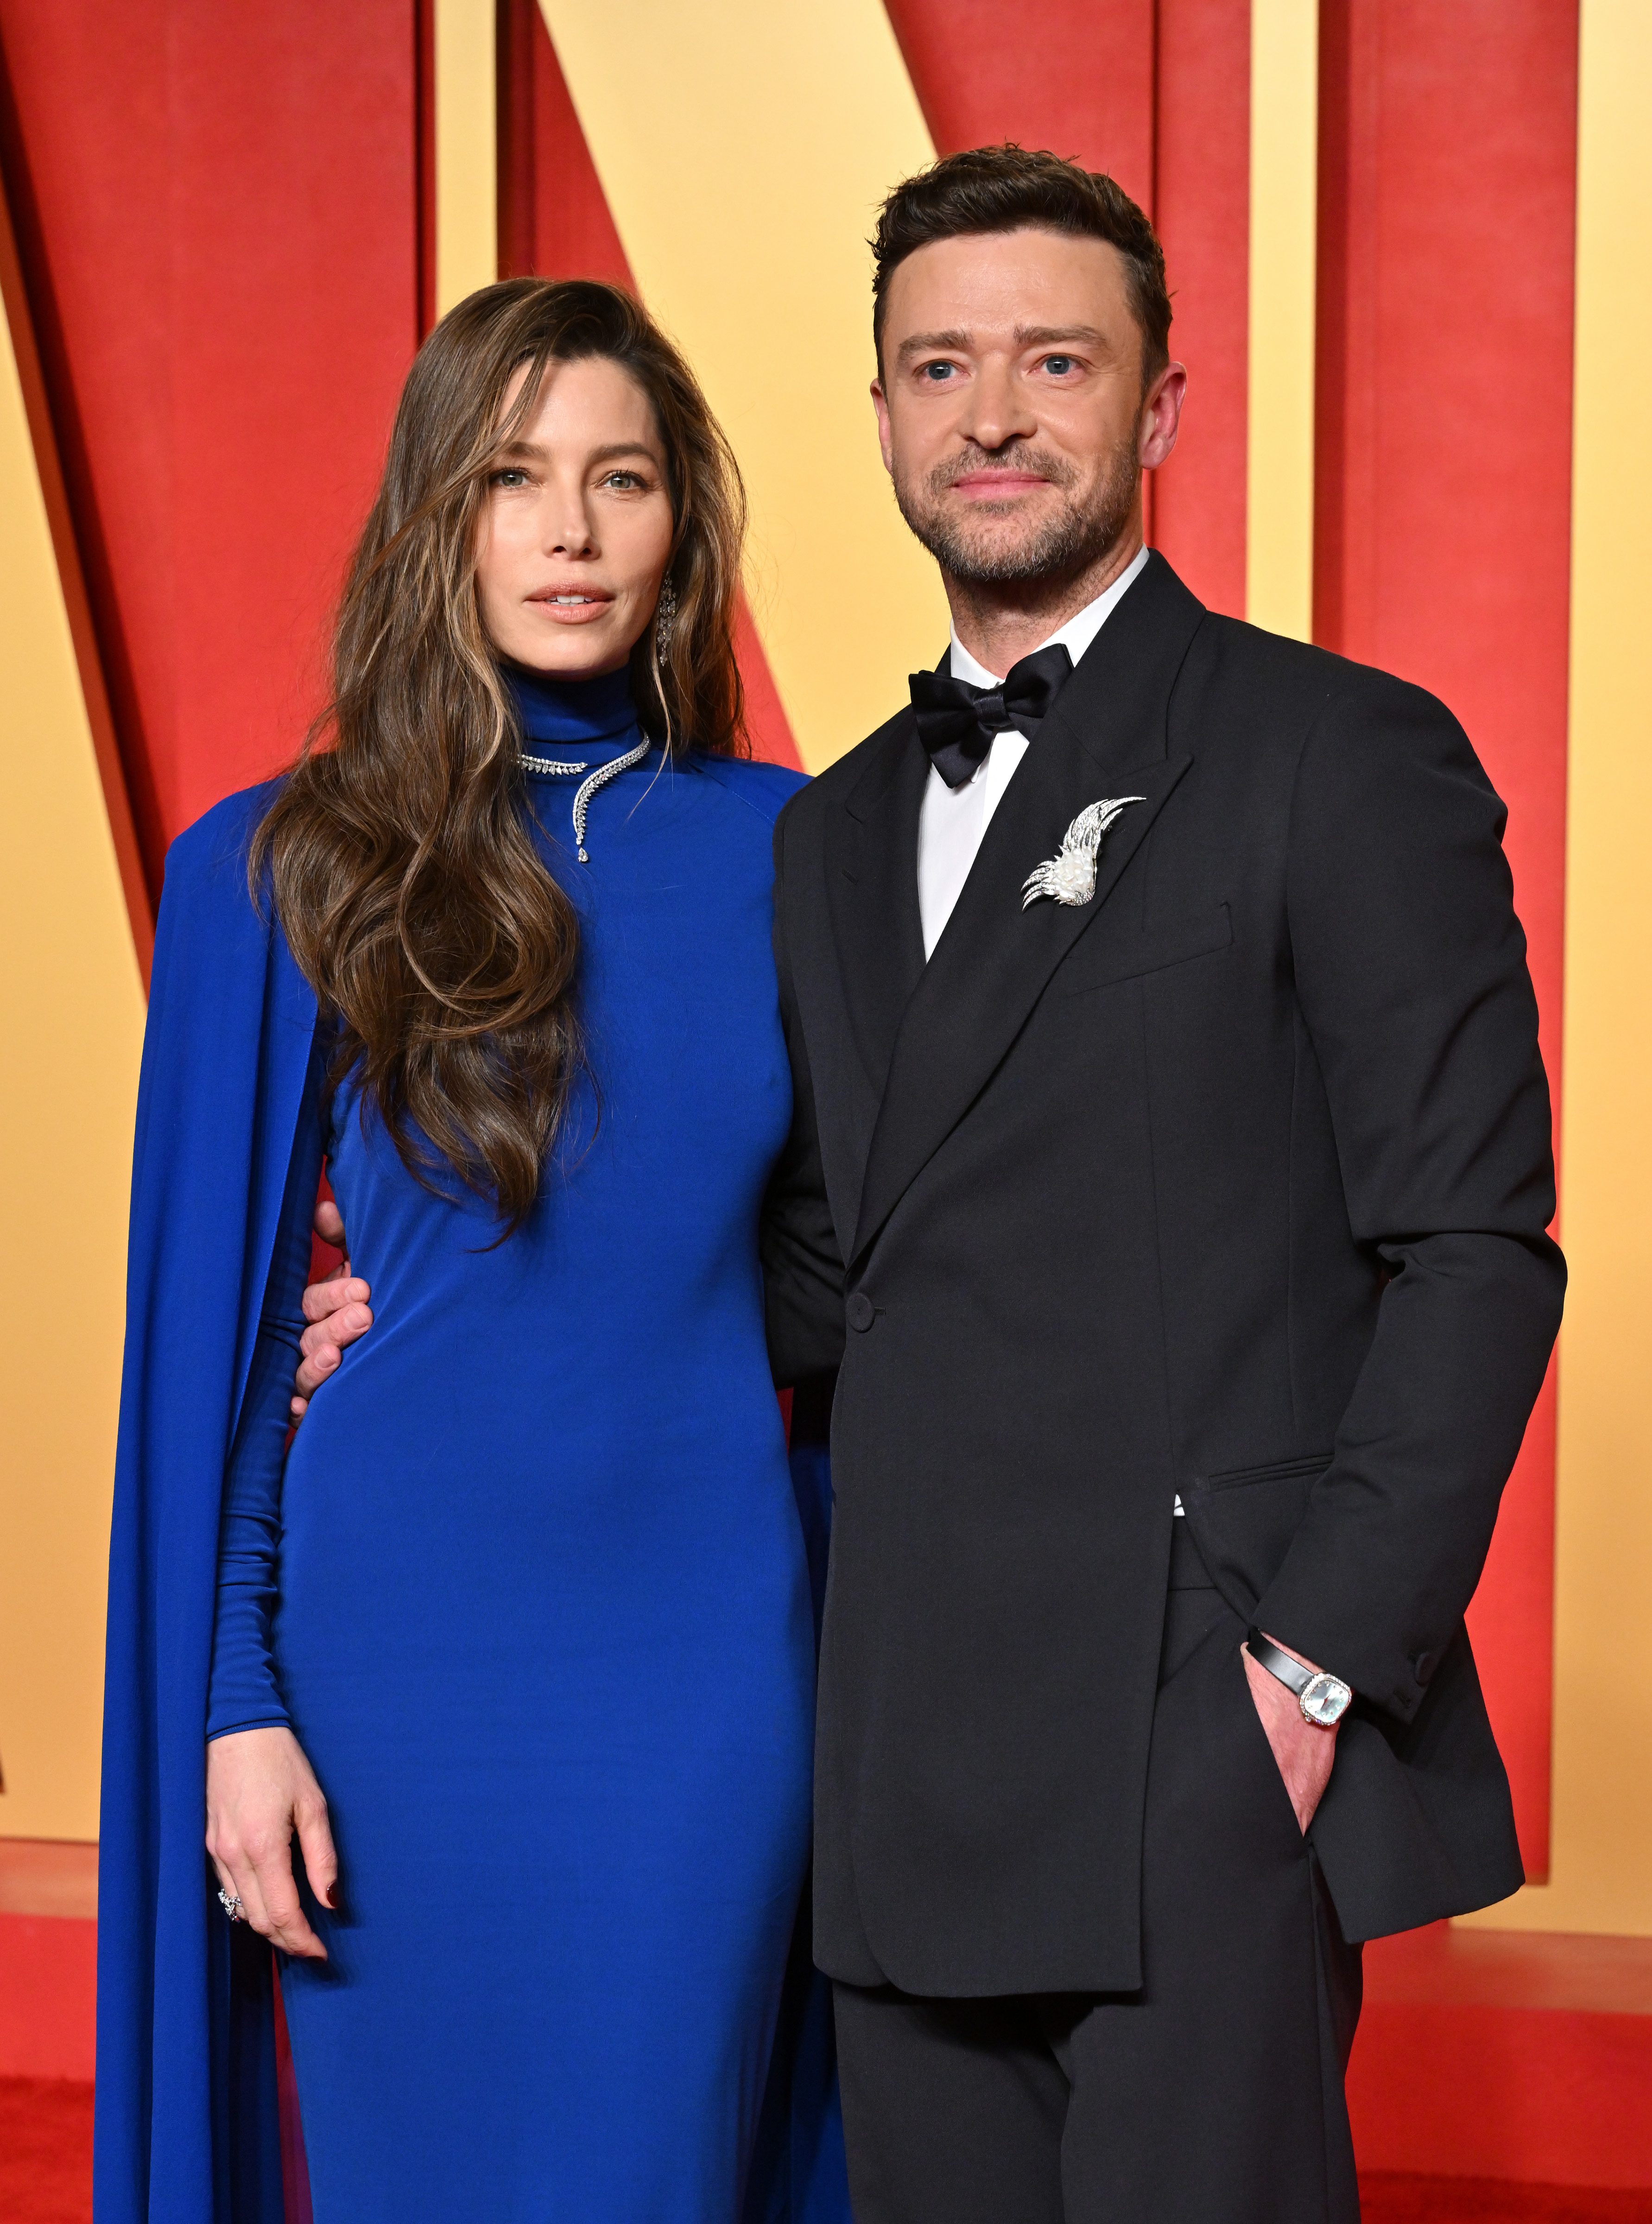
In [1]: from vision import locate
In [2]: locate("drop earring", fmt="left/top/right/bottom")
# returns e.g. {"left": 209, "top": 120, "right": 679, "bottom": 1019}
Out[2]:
{"left": 654, "top": 574, "right": 677, "bottom": 654}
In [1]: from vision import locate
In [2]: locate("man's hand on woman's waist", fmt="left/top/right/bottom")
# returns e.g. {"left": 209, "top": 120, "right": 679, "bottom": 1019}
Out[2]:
{"left": 291, "top": 1195, "right": 373, "bottom": 1418}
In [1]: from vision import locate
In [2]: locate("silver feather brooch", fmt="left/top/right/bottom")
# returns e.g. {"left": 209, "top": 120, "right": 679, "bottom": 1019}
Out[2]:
{"left": 1021, "top": 796, "right": 1146, "bottom": 909}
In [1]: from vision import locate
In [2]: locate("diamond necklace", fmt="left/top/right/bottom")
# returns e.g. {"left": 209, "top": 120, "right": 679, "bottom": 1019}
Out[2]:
{"left": 519, "top": 733, "right": 652, "bottom": 862}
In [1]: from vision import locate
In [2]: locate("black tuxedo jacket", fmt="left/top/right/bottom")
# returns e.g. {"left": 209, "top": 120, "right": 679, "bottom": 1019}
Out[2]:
{"left": 763, "top": 552, "right": 1563, "bottom": 1998}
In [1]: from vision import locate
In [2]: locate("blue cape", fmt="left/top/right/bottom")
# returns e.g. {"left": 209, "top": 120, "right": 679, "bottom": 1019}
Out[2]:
{"left": 98, "top": 785, "right": 314, "bottom": 2223}
{"left": 94, "top": 784, "right": 844, "bottom": 2223}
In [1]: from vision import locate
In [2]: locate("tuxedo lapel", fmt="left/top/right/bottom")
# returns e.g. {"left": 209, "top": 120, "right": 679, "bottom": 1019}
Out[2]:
{"left": 823, "top": 709, "right": 930, "bottom": 1105}
{"left": 850, "top": 554, "right": 1206, "bottom": 1270}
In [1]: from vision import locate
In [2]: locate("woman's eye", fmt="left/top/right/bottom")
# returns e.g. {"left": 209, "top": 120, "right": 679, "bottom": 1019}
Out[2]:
{"left": 601, "top": 470, "right": 647, "bottom": 491}
{"left": 491, "top": 467, "right": 530, "bottom": 488}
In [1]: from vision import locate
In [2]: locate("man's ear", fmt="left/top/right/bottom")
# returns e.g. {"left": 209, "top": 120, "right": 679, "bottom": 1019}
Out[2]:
{"left": 871, "top": 378, "right": 895, "bottom": 478}
{"left": 1140, "top": 363, "right": 1188, "bottom": 472}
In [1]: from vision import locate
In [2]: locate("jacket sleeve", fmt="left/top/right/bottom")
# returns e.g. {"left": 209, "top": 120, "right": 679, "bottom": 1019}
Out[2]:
{"left": 1252, "top": 676, "right": 1564, "bottom": 1724}
{"left": 761, "top": 809, "right": 846, "bottom": 1389}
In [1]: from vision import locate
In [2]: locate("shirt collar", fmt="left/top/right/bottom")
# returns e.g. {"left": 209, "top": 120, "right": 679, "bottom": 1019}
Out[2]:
{"left": 947, "top": 542, "right": 1151, "bottom": 689}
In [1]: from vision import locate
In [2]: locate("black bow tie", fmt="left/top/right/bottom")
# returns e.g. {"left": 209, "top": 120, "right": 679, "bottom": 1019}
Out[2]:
{"left": 909, "top": 642, "right": 1074, "bottom": 790}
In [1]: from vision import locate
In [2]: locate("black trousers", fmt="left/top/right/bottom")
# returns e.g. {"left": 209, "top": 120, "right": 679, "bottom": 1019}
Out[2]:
{"left": 832, "top": 1523, "right": 1364, "bottom": 2224}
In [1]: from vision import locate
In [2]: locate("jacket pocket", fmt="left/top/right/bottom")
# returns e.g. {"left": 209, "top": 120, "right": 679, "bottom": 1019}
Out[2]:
{"left": 1061, "top": 902, "right": 1233, "bottom": 996}
{"left": 1196, "top": 1450, "right": 1334, "bottom": 1493}
{"left": 1178, "top": 1453, "right": 1334, "bottom": 1621}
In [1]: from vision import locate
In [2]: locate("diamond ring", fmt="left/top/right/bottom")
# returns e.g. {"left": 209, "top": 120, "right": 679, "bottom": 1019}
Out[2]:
{"left": 218, "top": 1887, "right": 245, "bottom": 1923}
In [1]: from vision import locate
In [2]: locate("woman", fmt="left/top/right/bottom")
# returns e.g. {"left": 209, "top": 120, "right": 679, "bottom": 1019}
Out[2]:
{"left": 97, "top": 280, "right": 845, "bottom": 2223}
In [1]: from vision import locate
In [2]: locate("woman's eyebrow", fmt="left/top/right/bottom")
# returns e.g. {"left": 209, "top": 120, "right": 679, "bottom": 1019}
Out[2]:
{"left": 494, "top": 439, "right": 660, "bottom": 466}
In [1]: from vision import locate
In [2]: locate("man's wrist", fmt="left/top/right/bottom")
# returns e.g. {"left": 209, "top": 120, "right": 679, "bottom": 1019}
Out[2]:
{"left": 1245, "top": 1629, "right": 1353, "bottom": 1727}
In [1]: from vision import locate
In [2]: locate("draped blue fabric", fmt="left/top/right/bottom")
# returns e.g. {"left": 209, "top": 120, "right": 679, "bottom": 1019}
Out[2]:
{"left": 98, "top": 782, "right": 314, "bottom": 2224}
{"left": 96, "top": 714, "right": 845, "bottom": 2222}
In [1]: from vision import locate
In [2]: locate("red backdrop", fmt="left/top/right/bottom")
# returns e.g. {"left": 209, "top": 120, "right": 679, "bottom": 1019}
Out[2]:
{"left": 1314, "top": 0, "right": 1578, "bottom": 1876}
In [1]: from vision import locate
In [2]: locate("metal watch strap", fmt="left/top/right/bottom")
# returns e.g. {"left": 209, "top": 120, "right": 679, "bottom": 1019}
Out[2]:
{"left": 1246, "top": 1627, "right": 1315, "bottom": 1698}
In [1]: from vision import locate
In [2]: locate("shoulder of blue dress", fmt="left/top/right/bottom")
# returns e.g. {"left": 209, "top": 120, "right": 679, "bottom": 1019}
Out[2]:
{"left": 158, "top": 779, "right": 309, "bottom": 977}
{"left": 148, "top": 777, "right": 315, "bottom": 1024}
{"left": 688, "top": 752, "right": 811, "bottom": 825}
{"left": 165, "top": 777, "right": 288, "bottom": 891}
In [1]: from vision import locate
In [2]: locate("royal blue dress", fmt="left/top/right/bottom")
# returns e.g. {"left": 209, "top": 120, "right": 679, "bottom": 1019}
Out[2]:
{"left": 202, "top": 668, "right": 838, "bottom": 2221}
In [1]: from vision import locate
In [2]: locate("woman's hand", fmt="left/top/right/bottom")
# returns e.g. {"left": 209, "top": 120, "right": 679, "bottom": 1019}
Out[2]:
{"left": 206, "top": 1726, "right": 338, "bottom": 1959}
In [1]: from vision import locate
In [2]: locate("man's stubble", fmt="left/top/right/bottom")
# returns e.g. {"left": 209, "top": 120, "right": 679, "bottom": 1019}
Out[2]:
{"left": 891, "top": 431, "right": 1140, "bottom": 590}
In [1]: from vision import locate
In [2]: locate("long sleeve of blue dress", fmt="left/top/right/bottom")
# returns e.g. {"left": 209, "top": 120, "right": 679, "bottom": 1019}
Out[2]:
{"left": 205, "top": 1046, "right": 325, "bottom": 1741}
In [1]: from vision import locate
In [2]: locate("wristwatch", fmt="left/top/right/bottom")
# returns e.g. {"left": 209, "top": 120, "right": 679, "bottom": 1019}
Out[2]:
{"left": 1246, "top": 1629, "right": 1353, "bottom": 1727}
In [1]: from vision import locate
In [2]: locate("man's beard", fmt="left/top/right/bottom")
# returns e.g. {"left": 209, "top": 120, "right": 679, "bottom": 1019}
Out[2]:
{"left": 892, "top": 435, "right": 1139, "bottom": 587}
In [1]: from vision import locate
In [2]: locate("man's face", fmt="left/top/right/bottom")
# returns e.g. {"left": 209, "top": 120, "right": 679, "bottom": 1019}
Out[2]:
{"left": 873, "top": 228, "right": 1180, "bottom": 588}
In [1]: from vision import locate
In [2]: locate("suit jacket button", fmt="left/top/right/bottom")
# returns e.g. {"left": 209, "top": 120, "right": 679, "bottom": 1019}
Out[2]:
{"left": 846, "top": 1292, "right": 875, "bottom": 1332}
{"left": 1412, "top": 1650, "right": 1437, "bottom": 1685}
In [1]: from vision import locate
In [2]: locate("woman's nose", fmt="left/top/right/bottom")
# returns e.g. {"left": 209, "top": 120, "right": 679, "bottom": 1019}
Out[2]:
{"left": 541, "top": 494, "right": 597, "bottom": 557}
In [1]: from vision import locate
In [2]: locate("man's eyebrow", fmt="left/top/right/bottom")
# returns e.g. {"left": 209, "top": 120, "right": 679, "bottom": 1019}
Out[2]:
{"left": 1014, "top": 324, "right": 1108, "bottom": 349}
{"left": 895, "top": 329, "right": 972, "bottom": 363}
{"left": 895, "top": 323, "right": 1112, "bottom": 364}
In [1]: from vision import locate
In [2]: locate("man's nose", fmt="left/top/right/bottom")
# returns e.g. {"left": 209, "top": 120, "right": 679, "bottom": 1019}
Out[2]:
{"left": 958, "top": 362, "right": 1037, "bottom": 452}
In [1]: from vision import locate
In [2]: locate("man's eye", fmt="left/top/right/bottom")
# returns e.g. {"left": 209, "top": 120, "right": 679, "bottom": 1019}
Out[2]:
{"left": 1043, "top": 355, "right": 1076, "bottom": 376}
{"left": 921, "top": 362, "right": 957, "bottom": 382}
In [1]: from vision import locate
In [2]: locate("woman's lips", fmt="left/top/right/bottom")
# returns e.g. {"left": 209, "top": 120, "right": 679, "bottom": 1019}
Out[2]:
{"left": 528, "top": 591, "right": 614, "bottom": 625}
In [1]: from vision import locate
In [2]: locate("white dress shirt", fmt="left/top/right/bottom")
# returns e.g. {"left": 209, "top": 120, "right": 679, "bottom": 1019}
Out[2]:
{"left": 915, "top": 543, "right": 1151, "bottom": 960}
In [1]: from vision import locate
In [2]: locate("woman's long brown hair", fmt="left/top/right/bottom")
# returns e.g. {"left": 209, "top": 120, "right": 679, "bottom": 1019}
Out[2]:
{"left": 251, "top": 280, "right": 749, "bottom": 1231}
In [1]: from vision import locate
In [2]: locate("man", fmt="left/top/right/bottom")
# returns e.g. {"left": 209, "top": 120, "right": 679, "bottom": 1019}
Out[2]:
{"left": 301, "top": 149, "right": 1562, "bottom": 2222}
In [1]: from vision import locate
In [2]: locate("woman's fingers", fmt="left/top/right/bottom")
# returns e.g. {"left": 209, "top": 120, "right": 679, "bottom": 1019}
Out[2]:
{"left": 247, "top": 1831, "right": 328, "bottom": 1959}
{"left": 208, "top": 1849, "right": 248, "bottom": 1925}
{"left": 208, "top": 1834, "right": 283, "bottom": 1949}
{"left": 213, "top": 1820, "right": 328, "bottom": 1959}
{"left": 295, "top": 1788, "right": 341, "bottom": 1913}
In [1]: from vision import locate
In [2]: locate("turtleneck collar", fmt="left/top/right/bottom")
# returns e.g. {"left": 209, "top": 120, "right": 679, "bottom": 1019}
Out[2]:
{"left": 505, "top": 661, "right": 642, "bottom": 751}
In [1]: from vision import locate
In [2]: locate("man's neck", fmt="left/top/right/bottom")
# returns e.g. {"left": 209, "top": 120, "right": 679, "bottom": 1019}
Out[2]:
{"left": 943, "top": 524, "right": 1145, "bottom": 680}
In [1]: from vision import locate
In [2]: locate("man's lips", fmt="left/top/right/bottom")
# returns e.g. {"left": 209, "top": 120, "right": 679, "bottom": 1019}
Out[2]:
{"left": 947, "top": 470, "right": 1054, "bottom": 499}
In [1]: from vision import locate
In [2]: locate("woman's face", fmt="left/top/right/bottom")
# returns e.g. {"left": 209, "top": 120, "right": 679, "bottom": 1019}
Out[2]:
{"left": 475, "top": 355, "right": 675, "bottom": 680}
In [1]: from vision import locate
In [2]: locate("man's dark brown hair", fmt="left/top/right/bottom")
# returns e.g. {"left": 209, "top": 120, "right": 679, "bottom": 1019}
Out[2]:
{"left": 871, "top": 145, "right": 1172, "bottom": 389}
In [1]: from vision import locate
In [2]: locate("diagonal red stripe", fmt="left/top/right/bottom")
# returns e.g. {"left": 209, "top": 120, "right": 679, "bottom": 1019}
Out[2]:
{"left": 500, "top": 2, "right": 801, "bottom": 769}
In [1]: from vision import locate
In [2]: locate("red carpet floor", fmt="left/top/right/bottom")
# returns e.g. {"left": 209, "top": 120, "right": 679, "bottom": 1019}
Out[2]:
{"left": 4, "top": 2079, "right": 1650, "bottom": 2222}
{"left": 1363, "top": 2183, "right": 1652, "bottom": 2222}
{"left": 0, "top": 2079, "right": 93, "bottom": 2224}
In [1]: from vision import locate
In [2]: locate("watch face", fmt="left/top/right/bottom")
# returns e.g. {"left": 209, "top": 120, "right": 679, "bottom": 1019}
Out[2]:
{"left": 1300, "top": 1673, "right": 1352, "bottom": 1727}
